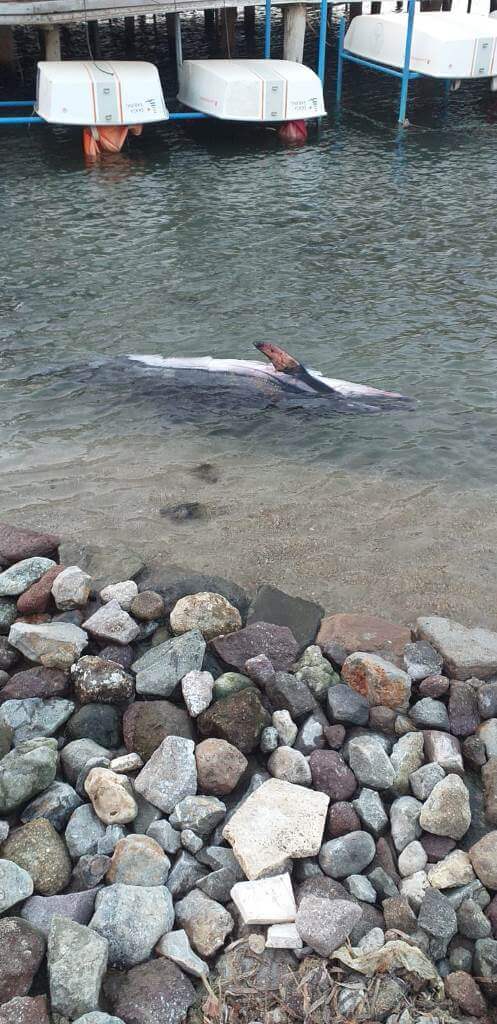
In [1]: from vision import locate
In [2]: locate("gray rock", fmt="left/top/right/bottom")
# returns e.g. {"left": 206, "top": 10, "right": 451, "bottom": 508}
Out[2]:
{"left": 180, "top": 829, "right": 202, "bottom": 854}
{"left": 61, "top": 739, "right": 112, "bottom": 786}
{"left": 66, "top": 705, "right": 122, "bottom": 749}
{"left": 181, "top": 671, "right": 213, "bottom": 718}
{"left": 295, "top": 895, "right": 362, "bottom": 955}
{"left": 0, "top": 557, "right": 55, "bottom": 596}
{"left": 419, "top": 775, "right": 471, "bottom": 839}
{"left": 147, "top": 820, "right": 181, "bottom": 855}
{"left": 357, "top": 927, "right": 385, "bottom": 952}
{"left": 416, "top": 615, "right": 497, "bottom": 680}
{"left": 170, "top": 796, "right": 225, "bottom": 837}
{"left": 83, "top": 601, "right": 140, "bottom": 646}
{"left": 410, "top": 763, "right": 446, "bottom": 801}
{"left": 418, "top": 888, "right": 457, "bottom": 943}
{"left": 90, "top": 883, "right": 174, "bottom": 967}
{"left": 403, "top": 641, "right": 442, "bottom": 681}
{"left": 135, "top": 736, "right": 197, "bottom": 814}
{"left": 73, "top": 1015, "right": 125, "bottom": 1024}
{"left": 457, "top": 899, "right": 492, "bottom": 939}
{"left": 446, "top": 878, "right": 490, "bottom": 910}
{"left": 0, "top": 858, "right": 33, "bottom": 910}
{"left": 319, "top": 831, "right": 376, "bottom": 879}
{"left": 267, "top": 746, "right": 311, "bottom": 786}
{"left": 65, "top": 804, "right": 107, "bottom": 860}
{"left": 106, "top": 835, "right": 170, "bottom": 886}
{"left": 132, "top": 631, "right": 205, "bottom": 697}
{"left": 0, "top": 740, "right": 57, "bottom": 813}
{"left": 272, "top": 710, "right": 297, "bottom": 746}
{"left": 448, "top": 939, "right": 474, "bottom": 973}
{"left": 8, "top": 621, "right": 88, "bottom": 670}
{"left": 246, "top": 585, "right": 323, "bottom": 653}
{"left": 58, "top": 540, "right": 144, "bottom": 592}
{"left": 348, "top": 736, "right": 395, "bottom": 789}
{"left": 389, "top": 732, "right": 425, "bottom": 796}
{"left": 390, "top": 796, "right": 422, "bottom": 852}
{"left": 21, "top": 890, "right": 98, "bottom": 936}
{"left": 345, "top": 874, "right": 377, "bottom": 903}
{"left": 410, "top": 698, "right": 450, "bottom": 731}
{"left": 52, "top": 566, "right": 92, "bottom": 610}
{"left": 477, "top": 682, "right": 497, "bottom": 720}
{"left": 293, "top": 646, "right": 337, "bottom": 702}
{"left": 368, "top": 866, "right": 399, "bottom": 899}
{"left": 353, "top": 788, "right": 388, "bottom": 837}
{"left": 327, "top": 683, "right": 369, "bottom": 726}
{"left": 156, "top": 929, "right": 208, "bottom": 977}
{"left": 21, "top": 781, "right": 83, "bottom": 831}
{"left": 97, "top": 825, "right": 127, "bottom": 857}
{"left": 260, "top": 727, "right": 279, "bottom": 753}
{"left": 0, "top": 598, "right": 17, "bottom": 636}
{"left": 131, "top": 793, "right": 161, "bottom": 834}
{"left": 167, "top": 851, "right": 209, "bottom": 899}
{"left": 423, "top": 730, "right": 464, "bottom": 773}
{"left": 71, "top": 854, "right": 110, "bottom": 891}
{"left": 48, "top": 916, "right": 108, "bottom": 1019}
{"left": 175, "top": 888, "right": 234, "bottom": 957}
{"left": 478, "top": 718, "right": 497, "bottom": 758}
{"left": 105, "top": 957, "right": 195, "bottom": 1024}
{"left": 473, "top": 937, "right": 497, "bottom": 976}
{"left": 0, "top": 697, "right": 74, "bottom": 744}
{"left": 398, "top": 840, "right": 427, "bottom": 878}
{"left": 265, "top": 672, "right": 316, "bottom": 720}
{"left": 294, "top": 712, "right": 327, "bottom": 755}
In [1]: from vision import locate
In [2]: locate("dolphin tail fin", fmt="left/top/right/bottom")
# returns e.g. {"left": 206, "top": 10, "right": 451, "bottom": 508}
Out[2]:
{"left": 254, "top": 342, "right": 303, "bottom": 375}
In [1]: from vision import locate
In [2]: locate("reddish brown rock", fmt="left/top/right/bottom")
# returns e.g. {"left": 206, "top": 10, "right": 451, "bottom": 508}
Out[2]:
{"left": 324, "top": 724, "right": 346, "bottom": 749}
{"left": 197, "top": 689, "right": 269, "bottom": 754}
{"left": 316, "top": 613, "right": 410, "bottom": 667}
{"left": 449, "top": 680, "right": 480, "bottom": 737}
{"left": 195, "top": 738, "right": 248, "bottom": 795}
{"left": 123, "top": 700, "right": 193, "bottom": 762}
{"left": 486, "top": 895, "right": 497, "bottom": 937}
{"left": 309, "top": 750, "right": 356, "bottom": 801}
{"left": 212, "top": 621, "right": 298, "bottom": 673}
{"left": 0, "top": 996, "right": 49, "bottom": 1024}
{"left": 382, "top": 895, "right": 417, "bottom": 934}
{"left": 482, "top": 758, "right": 497, "bottom": 825}
{"left": 0, "top": 667, "right": 68, "bottom": 703}
{"left": 0, "top": 524, "right": 59, "bottom": 568}
{"left": 419, "top": 674, "right": 450, "bottom": 698}
{"left": 0, "top": 918, "right": 46, "bottom": 1004}
{"left": 341, "top": 653, "right": 411, "bottom": 710}
{"left": 106, "top": 957, "right": 196, "bottom": 1024}
{"left": 421, "top": 834, "right": 457, "bottom": 863}
{"left": 327, "top": 801, "right": 360, "bottom": 838}
{"left": 445, "top": 972, "right": 487, "bottom": 1018}
{"left": 373, "top": 836, "right": 400, "bottom": 883}
{"left": 16, "top": 566, "right": 64, "bottom": 615}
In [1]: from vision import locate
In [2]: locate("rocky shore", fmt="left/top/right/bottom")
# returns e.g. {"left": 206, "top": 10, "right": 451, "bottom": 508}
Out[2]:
{"left": 0, "top": 523, "right": 497, "bottom": 1024}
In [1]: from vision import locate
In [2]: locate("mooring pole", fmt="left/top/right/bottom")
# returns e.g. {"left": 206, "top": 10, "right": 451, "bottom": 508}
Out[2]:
{"left": 398, "top": 0, "right": 415, "bottom": 124}
{"left": 317, "top": 0, "right": 328, "bottom": 85}
{"left": 174, "top": 12, "right": 183, "bottom": 71}
{"left": 264, "top": 0, "right": 271, "bottom": 57}
{"left": 336, "top": 15, "right": 346, "bottom": 104}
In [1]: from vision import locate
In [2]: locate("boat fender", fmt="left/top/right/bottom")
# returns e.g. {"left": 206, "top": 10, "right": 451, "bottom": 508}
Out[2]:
{"left": 278, "top": 119, "right": 307, "bottom": 144}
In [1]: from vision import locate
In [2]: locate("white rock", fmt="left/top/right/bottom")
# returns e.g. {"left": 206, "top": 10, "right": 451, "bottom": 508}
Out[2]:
{"left": 181, "top": 671, "right": 214, "bottom": 718}
{"left": 84, "top": 767, "right": 138, "bottom": 825}
{"left": 52, "top": 566, "right": 92, "bottom": 610}
{"left": 100, "top": 580, "right": 139, "bottom": 611}
{"left": 83, "top": 600, "right": 140, "bottom": 646}
{"left": 230, "top": 873, "right": 296, "bottom": 925}
{"left": 223, "top": 778, "right": 329, "bottom": 880}
{"left": 398, "top": 841, "right": 428, "bottom": 878}
{"left": 427, "top": 850, "right": 476, "bottom": 889}
{"left": 357, "top": 927, "right": 385, "bottom": 953}
{"left": 272, "top": 710, "right": 297, "bottom": 747}
{"left": 266, "top": 923, "right": 303, "bottom": 949}
{"left": 400, "top": 870, "right": 429, "bottom": 910}
{"left": 109, "top": 753, "right": 143, "bottom": 774}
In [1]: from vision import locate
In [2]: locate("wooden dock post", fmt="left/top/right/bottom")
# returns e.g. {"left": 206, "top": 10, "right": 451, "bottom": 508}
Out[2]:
{"left": 283, "top": 3, "right": 306, "bottom": 62}
{"left": 166, "top": 12, "right": 176, "bottom": 50}
{"left": 349, "top": 3, "right": 363, "bottom": 20}
{"left": 43, "top": 25, "right": 61, "bottom": 60}
{"left": 88, "top": 19, "right": 101, "bottom": 57}
{"left": 124, "top": 15, "right": 135, "bottom": 50}
{"left": 221, "top": 6, "right": 237, "bottom": 55}
{"left": 244, "top": 5, "right": 256, "bottom": 37}
{"left": 0, "top": 27, "right": 16, "bottom": 68}
{"left": 204, "top": 9, "right": 215, "bottom": 30}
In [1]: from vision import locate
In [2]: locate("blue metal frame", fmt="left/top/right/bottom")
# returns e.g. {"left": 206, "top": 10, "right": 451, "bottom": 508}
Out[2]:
{"left": 264, "top": 0, "right": 271, "bottom": 58}
{"left": 317, "top": 0, "right": 328, "bottom": 86}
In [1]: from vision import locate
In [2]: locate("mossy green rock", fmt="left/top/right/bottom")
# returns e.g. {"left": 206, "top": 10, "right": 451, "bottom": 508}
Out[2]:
{"left": 294, "top": 645, "right": 339, "bottom": 702}
{"left": 212, "top": 673, "right": 252, "bottom": 702}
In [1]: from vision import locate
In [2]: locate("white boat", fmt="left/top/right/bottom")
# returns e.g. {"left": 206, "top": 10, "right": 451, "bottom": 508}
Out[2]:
{"left": 344, "top": 12, "right": 497, "bottom": 80}
{"left": 36, "top": 60, "right": 168, "bottom": 125}
{"left": 177, "top": 59, "right": 326, "bottom": 122}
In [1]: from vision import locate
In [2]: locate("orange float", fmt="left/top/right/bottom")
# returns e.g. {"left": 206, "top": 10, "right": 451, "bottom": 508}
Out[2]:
{"left": 82, "top": 124, "right": 143, "bottom": 157}
{"left": 278, "top": 119, "right": 308, "bottom": 144}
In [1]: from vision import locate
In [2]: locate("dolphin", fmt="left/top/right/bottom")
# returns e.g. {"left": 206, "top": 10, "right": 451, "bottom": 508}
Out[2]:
{"left": 125, "top": 342, "right": 412, "bottom": 415}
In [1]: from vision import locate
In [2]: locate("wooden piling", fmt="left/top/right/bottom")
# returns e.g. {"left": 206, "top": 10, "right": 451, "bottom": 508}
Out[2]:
{"left": 43, "top": 25, "right": 61, "bottom": 60}
{"left": 0, "top": 27, "right": 16, "bottom": 68}
{"left": 124, "top": 16, "right": 135, "bottom": 51}
{"left": 88, "top": 19, "right": 101, "bottom": 57}
{"left": 244, "top": 5, "right": 256, "bottom": 36}
{"left": 349, "top": 4, "right": 363, "bottom": 21}
{"left": 283, "top": 3, "right": 306, "bottom": 63}
{"left": 221, "top": 6, "right": 237, "bottom": 56}
{"left": 204, "top": 9, "right": 215, "bottom": 30}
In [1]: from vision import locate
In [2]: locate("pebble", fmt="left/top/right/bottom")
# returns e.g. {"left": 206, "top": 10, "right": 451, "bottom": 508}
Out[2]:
{"left": 308, "top": 749, "right": 356, "bottom": 800}
{"left": 155, "top": 929, "right": 208, "bottom": 977}
{"left": 474, "top": 936, "right": 497, "bottom": 976}
{"left": 65, "top": 804, "right": 107, "bottom": 859}
{"left": 268, "top": 746, "right": 311, "bottom": 786}
{"left": 0, "top": 917, "right": 45, "bottom": 1003}
{"left": 100, "top": 580, "right": 139, "bottom": 611}
{"left": 272, "top": 709, "right": 297, "bottom": 746}
{"left": 326, "top": 682, "right": 369, "bottom": 725}
{"left": 398, "top": 841, "right": 427, "bottom": 878}
{"left": 51, "top": 566, "right": 91, "bottom": 610}
{"left": 170, "top": 795, "right": 226, "bottom": 836}
{"left": 212, "top": 621, "right": 299, "bottom": 673}
{"left": 324, "top": 723, "right": 346, "bottom": 748}
{"left": 419, "top": 774, "right": 471, "bottom": 839}
{"left": 72, "top": 1015, "right": 125, "bottom": 1024}
{"left": 180, "top": 829, "right": 202, "bottom": 854}
{"left": 418, "top": 888, "right": 457, "bottom": 944}
{"left": 319, "top": 831, "right": 376, "bottom": 879}
{"left": 84, "top": 767, "right": 138, "bottom": 825}
{"left": 383, "top": 895, "right": 417, "bottom": 934}
{"left": 469, "top": 831, "right": 497, "bottom": 889}
{"left": 345, "top": 874, "right": 377, "bottom": 903}
{"left": 295, "top": 895, "right": 363, "bottom": 955}
{"left": 181, "top": 670, "right": 213, "bottom": 717}
{"left": 294, "top": 711, "right": 327, "bottom": 754}
{"left": 106, "top": 835, "right": 170, "bottom": 885}
{"left": 353, "top": 788, "right": 389, "bottom": 836}
{"left": 409, "top": 698, "right": 450, "bottom": 730}
{"left": 175, "top": 888, "right": 234, "bottom": 957}
{"left": 419, "top": 673, "right": 450, "bottom": 697}
{"left": 2, "top": 818, "right": 71, "bottom": 895}
{"left": 0, "top": 557, "right": 56, "bottom": 597}
{"left": 0, "top": 739, "right": 57, "bottom": 814}
{"left": 106, "top": 958, "right": 195, "bottom": 1024}
{"left": 348, "top": 735, "right": 395, "bottom": 789}
{"left": 341, "top": 652, "right": 411, "bottom": 710}
{"left": 462, "top": 734, "right": 487, "bottom": 770}
{"left": 110, "top": 752, "right": 142, "bottom": 773}
{"left": 170, "top": 591, "right": 241, "bottom": 640}
{"left": 129, "top": 590, "right": 165, "bottom": 621}
{"left": 427, "top": 850, "right": 475, "bottom": 889}
{"left": 71, "top": 656, "right": 134, "bottom": 705}
{"left": 134, "top": 736, "right": 197, "bottom": 814}
{"left": 390, "top": 796, "right": 422, "bottom": 851}
{"left": 133, "top": 630, "right": 205, "bottom": 698}
{"left": 231, "top": 873, "right": 296, "bottom": 925}
{"left": 83, "top": 601, "right": 140, "bottom": 645}
{"left": 198, "top": 688, "right": 269, "bottom": 754}
{"left": 90, "top": 883, "right": 174, "bottom": 967}
{"left": 260, "top": 726, "right": 278, "bottom": 753}
{"left": 48, "top": 917, "right": 108, "bottom": 1019}
{"left": 293, "top": 645, "right": 337, "bottom": 701}
{"left": 195, "top": 738, "right": 247, "bottom": 795}
{"left": 410, "top": 762, "right": 445, "bottom": 801}
{"left": 403, "top": 641, "right": 442, "bottom": 681}
{"left": 8, "top": 620, "right": 88, "bottom": 669}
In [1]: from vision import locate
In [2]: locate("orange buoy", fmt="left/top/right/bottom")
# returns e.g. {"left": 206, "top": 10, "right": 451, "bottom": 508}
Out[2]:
{"left": 82, "top": 124, "right": 143, "bottom": 157}
{"left": 278, "top": 119, "right": 308, "bottom": 144}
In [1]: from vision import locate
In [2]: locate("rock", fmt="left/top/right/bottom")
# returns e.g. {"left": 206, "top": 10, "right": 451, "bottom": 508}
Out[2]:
{"left": 71, "top": 657, "right": 134, "bottom": 706}
{"left": 0, "top": 557, "right": 56, "bottom": 597}
{"left": 175, "top": 888, "right": 234, "bottom": 957}
{"left": 390, "top": 733, "right": 425, "bottom": 796}
{"left": 135, "top": 736, "right": 196, "bottom": 814}
{"left": 181, "top": 671, "right": 213, "bottom": 718}
{"left": 85, "top": 767, "right": 138, "bottom": 825}
{"left": 136, "top": 560, "right": 248, "bottom": 613}
{"left": 83, "top": 601, "right": 139, "bottom": 646}
{"left": 65, "top": 804, "right": 107, "bottom": 859}
{"left": 383, "top": 895, "right": 417, "bottom": 934}
{"left": 463, "top": 734, "right": 487, "bottom": 770}
{"left": 295, "top": 896, "right": 362, "bottom": 955}
{"left": 59, "top": 540, "right": 144, "bottom": 592}
{"left": 223, "top": 778, "right": 329, "bottom": 880}
{"left": 308, "top": 750, "right": 356, "bottom": 800}
{"left": 445, "top": 972, "right": 487, "bottom": 1018}
{"left": 265, "top": 673, "right": 317, "bottom": 721}
{"left": 478, "top": 718, "right": 497, "bottom": 758}
{"left": 478, "top": 681, "right": 497, "bottom": 719}
{"left": 97, "top": 824, "right": 127, "bottom": 855}
{"left": 147, "top": 820, "right": 181, "bottom": 855}
{"left": 293, "top": 646, "right": 338, "bottom": 702}
{"left": 123, "top": 701, "right": 193, "bottom": 762}
{"left": 48, "top": 916, "right": 108, "bottom": 1019}
{"left": 348, "top": 736, "right": 395, "bottom": 789}
{"left": 51, "top": 566, "right": 91, "bottom": 610}
{"left": 294, "top": 712, "right": 327, "bottom": 755}
{"left": 357, "top": 926, "right": 385, "bottom": 952}
{"left": 469, "top": 831, "right": 497, "bottom": 889}
{"left": 106, "top": 835, "right": 169, "bottom": 886}
{"left": 2, "top": 818, "right": 71, "bottom": 895}
{"left": 422, "top": 834, "right": 457, "bottom": 862}
{"left": 0, "top": 523, "right": 59, "bottom": 566}
{"left": 327, "top": 801, "right": 361, "bottom": 838}
{"left": 110, "top": 753, "right": 142, "bottom": 773}
{"left": 170, "top": 592, "right": 241, "bottom": 640}
{"left": 129, "top": 590, "right": 164, "bottom": 621}
{"left": 369, "top": 706, "right": 397, "bottom": 733}
{"left": 324, "top": 724, "right": 346, "bottom": 749}
{"left": 410, "top": 762, "right": 445, "bottom": 801}
{"left": 133, "top": 631, "right": 206, "bottom": 698}
{"left": 245, "top": 653, "right": 275, "bottom": 686}
{"left": 418, "top": 887, "right": 457, "bottom": 943}
{"left": 0, "top": 739, "right": 57, "bottom": 813}
{"left": 449, "top": 680, "right": 480, "bottom": 736}
{"left": 482, "top": 757, "right": 497, "bottom": 824}
{"left": 90, "top": 884, "right": 174, "bottom": 967}
{"left": 368, "top": 865, "right": 398, "bottom": 899}
{"left": 428, "top": 850, "right": 475, "bottom": 889}
{"left": 212, "top": 622, "right": 298, "bottom": 673}
{"left": 0, "top": 996, "right": 50, "bottom": 1024}
{"left": 0, "top": 598, "right": 17, "bottom": 635}
{"left": 424, "top": 730, "right": 464, "bottom": 773}
{"left": 474, "top": 937, "right": 497, "bottom": 976}
{"left": 341, "top": 653, "right": 411, "bottom": 710}
{"left": 0, "top": 639, "right": 18, "bottom": 673}
{"left": 353, "top": 788, "right": 388, "bottom": 836}
{"left": 0, "top": 696, "right": 74, "bottom": 744}
{"left": 231, "top": 872, "right": 296, "bottom": 925}
{"left": 419, "top": 775, "right": 471, "bottom": 839}
{"left": 457, "top": 899, "right": 492, "bottom": 939}
{"left": 61, "top": 739, "right": 112, "bottom": 786}
{"left": 390, "top": 796, "right": 422, "bottom": 852}
{"left": 410, "top": 698, "right": 450, "bottom": 730}
{"left": 20, "top": 780, "right": 81, "bottom": 831}
{"left": 272, "top": 709, "right": 298, "bottom": 745}
{"left": 346, "top": 874, "right": 377, "bottom": 903}
{"left": 16, "top": 566, "right": 64, "bottom": 616}
{"left": 416, "top": 615, "right": 497, "bottom": 680}
{"left": 0, "top": 666, "right": 68, "bottom": 703}
{"left": 166, "top": 851, "right": 208, "bottom": 899}
{"left": 156, "top": 929, "right": 208, "bottom": 977}
{"left": 320, "top": 832, "right": 376, "bottom": 879}
{"left": 8, "top": 621, "right": 87, "bottom": 669}
{"left": 197, "top": 689, "right": 269, "bottom": 754}
{"left": 170, "top": 795, "right": 225, "bottom": 836}
{"left": 180, "top": 830, "right": 202, "bottom": 854}
{"left": 212, "top": 672, "right": 252, "bottom": 702}
{"left": 398, "top": 841, "right": 427, "bottom": 877}
{"left": 0, "top": 917, "right": 45, "bottom": 1003}
{"left": 195, "top": 739, "right": 247, "bottom": 796}
{"left": 67, "top": 706, "right": 122, "bottom": 749}
{"left": 20, "top": 890, "right": 98, "bottom": 936}
{"left": 326, "top": 683, "right": 369, "bottom": 726}
{"left": 247, "top": 585, "right": 323, "bottom": 652}
{"left": 403, "top": 641, "right": 442, "bottom": 681}
{"left": 268, "top": 747, "right": 311, "bottom": 786}
{"left": 106, "top": 958, "right": 195, "bottom": 1024}
{"left": 71, "top": 853, "right": 110, "bottom": 891}
{"left": 73, "top": 1015, "right": 124, "bottom": 1024}
{"left": 419, "top": 673, "right": 450, "bottom": 697}
{"left": 266, "top": 923, "right": 303, "bottom": 949}
{"left": 317, "top": 613, "right": 410, "bottom": 666}
{"left": 449, "top": 938, "right": 474, "bottom": 972}
{"left": 261, "top": 725, "right": 280, "bottom": 754}
{"left": 101, "top": 580, "right": 139, "bottom": 611}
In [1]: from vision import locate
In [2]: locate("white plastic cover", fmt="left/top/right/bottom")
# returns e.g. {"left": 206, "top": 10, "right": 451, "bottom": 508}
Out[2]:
{"left": 36, "top": 60, "right": 168, "bottom": 125}
{"left": 177, "top": 59, "right": 326, "bottom": 121}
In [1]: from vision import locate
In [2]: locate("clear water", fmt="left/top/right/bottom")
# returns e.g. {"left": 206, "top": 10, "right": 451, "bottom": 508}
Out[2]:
{"left": 2, "top": 11, "right": 497, "bottom": 622}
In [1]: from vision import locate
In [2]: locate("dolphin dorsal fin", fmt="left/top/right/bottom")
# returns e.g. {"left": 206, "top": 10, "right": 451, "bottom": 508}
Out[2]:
{"left": 254, "top": 342, "right": 303, "bottom": 375}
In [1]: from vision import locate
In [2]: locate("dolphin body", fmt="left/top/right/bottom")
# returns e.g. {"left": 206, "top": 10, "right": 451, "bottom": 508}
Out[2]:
{"left": 123, "top": 342, "right": 412, "bottom": 416}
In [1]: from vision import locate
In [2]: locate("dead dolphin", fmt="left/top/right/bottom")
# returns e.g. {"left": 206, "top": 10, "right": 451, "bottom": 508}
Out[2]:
{"left": 126, "top": 342, "right": 412, "bottom": 414}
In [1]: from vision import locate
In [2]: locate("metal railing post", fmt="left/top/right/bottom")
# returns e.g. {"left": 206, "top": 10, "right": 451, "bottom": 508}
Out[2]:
{"left": 398, "top": 0, "right": 416, "bottom": 123}
{"left": 264, "top": 0, "right": 271, "bottom": 57}
{"left": 317, "top": 0, "right": 328, "bottom": 85}
{"left": 336, "top": 15, "right": 346, "bottom": 104}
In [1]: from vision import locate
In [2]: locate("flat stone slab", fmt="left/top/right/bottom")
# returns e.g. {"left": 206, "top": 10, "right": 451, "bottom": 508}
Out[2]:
{"left": 223, "top": 778, "right": 329, "bottom": 880}
{"left": 231, "top": 872, "right": 296, "bottom": 925}
{"left": 317, "top": 613, "right": 410, "bottom": 667}
{"left": 247, "top": 585, "right": 323, "bottom": 653}
{"left": 416, "top": 615, "right": 497, "bottom": 680}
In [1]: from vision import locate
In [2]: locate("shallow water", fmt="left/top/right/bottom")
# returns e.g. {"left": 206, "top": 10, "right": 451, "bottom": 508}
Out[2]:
{"left": 2, "top": 9, "right": 497, "bottom": 623}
